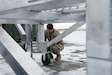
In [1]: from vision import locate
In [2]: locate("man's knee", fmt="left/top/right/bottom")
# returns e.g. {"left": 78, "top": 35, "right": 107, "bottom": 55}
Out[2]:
{"left": 51, "top": 47, "right": 60, "bottom": 54}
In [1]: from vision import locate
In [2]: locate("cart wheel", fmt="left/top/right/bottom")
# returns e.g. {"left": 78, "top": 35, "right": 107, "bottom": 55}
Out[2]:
{"left": 41, "top": 53, "right": 51, "bottom": 65}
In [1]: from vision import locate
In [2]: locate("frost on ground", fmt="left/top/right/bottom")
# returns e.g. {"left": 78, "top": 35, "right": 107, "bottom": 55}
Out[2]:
{"left": 0, "top": 55, "right": 16, "bottom": 75}
{"left": 0, "top": 30, "right": 86, "bottom": 75}
{"left": 34, "top": 30, "right": 87, "bottom": 75}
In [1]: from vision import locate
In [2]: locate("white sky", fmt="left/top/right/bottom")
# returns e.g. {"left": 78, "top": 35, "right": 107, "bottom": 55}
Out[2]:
{"left": 44, "top": 23, "right": 86, "bottom": 30}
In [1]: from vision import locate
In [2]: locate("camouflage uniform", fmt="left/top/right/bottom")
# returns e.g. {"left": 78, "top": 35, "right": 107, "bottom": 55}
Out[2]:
{"left": 45, "top": 29, "right": 64, "bottom": 54}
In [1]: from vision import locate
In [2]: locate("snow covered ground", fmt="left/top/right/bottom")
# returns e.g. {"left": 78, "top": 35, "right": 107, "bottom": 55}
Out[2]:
{"left": 0, "top": 24, "right": 87, "bottom": 75}
{"left": 33, "top": 30, "right": 87, "bottom": 75}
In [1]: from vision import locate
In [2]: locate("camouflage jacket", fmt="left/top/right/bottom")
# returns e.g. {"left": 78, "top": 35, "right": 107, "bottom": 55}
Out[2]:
{"left": 45, "top": 29, "right": 64, "bottom": 51}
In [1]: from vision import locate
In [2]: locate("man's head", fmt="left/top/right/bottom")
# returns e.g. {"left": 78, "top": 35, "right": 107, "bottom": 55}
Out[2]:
{"left": 47, "top": 24, "right": 54, "bottom": 33}
{"left": 47, "top": 23, "right": 53, "bottom": 29}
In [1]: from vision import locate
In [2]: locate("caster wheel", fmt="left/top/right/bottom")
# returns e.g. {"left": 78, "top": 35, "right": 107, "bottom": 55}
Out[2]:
{"left": 41, "top": 53, "right": 51, "bottom": 65}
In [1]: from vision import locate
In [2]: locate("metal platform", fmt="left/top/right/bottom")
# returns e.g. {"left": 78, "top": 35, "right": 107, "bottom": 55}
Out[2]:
{"left": 0, "top": 0, "right": 85, "bottom": 15}
{"left": 0, "top": 0, "right": 86, "bottom": 24}
{"left": 0, "top": 0, "right": 86, "bottom": 75}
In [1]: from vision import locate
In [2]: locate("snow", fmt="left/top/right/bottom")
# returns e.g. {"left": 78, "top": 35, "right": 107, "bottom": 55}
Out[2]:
{"left": 33, "top": 27, "right": 87, "bottom": 75}
{"left": 0, "top": 24, "right": 87, "bottom": 75}
{"left": 0, "top": 55, "right": 16, "bottom": 75}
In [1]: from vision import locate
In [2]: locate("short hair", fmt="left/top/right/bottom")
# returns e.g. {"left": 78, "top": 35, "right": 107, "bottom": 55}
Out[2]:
{"left": 47, "top": 24, "right": 53, "bottom": 29}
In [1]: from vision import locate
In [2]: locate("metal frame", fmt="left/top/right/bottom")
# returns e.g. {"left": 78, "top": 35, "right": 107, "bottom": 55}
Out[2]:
{"left": 47, "top": 22, "right": 85, "bottom": 47}
{"left": 0, "top": 11, "right": 85, "bottom": 24}
{"left": 0, "top": 0, "right": 85, "bottom": 15}
{"left": 0, "top": 0, "right": 86, "bottom": 75}
{"left": 15, "top": 24, "right": 26, "bottom": 41}
{"left": 0, "top": 27, "right": 46, "bottom": 75}
{"left": 1, "top": 0, "right": 111, "bottom": 75}
{"left": 86, "top": 0, "right": 112, "bottom": 75}
{"left": 15, "top": 24, "right": 26, "bottom": 35}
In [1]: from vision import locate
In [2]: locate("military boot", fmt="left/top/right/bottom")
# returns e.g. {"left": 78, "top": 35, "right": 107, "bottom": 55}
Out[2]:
{"left": 55, "top": 54, "right": 61, "bottom": 61}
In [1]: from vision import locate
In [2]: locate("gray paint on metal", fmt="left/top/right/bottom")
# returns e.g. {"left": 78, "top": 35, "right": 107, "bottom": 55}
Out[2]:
{"left": 47, "top": 22, "right": 85, "bottom": 47}
{"left": 0, "top": 0, "right": 85, "bottom": 15}
{"left": 0, "top": 27, "right": 46, "bottom": 75}
{"left": 0, "top": 11, "right": 85, "bottom": 23}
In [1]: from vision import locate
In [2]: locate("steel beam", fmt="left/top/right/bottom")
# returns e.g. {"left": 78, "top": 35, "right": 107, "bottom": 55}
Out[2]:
{"left": 86, "top": 0, "right": 112, "bottom": 75}
{"left": 15, "top": 24, "right": 26, "bottom": 41}
{"left": 61, "top": 8, "right": 85, "bottom": 14}
{"left": 25, "top": 24, "right": 32, "bottom": 44}
{"left": 0, "top": 11, "right": 85, "bottom": 20}
{"left": 0, "top": 19, "right": 85, "bottom": 24}
{"left": 47, "top": 22, "right": 85, "bottom": 47}
{"left": 36, "top": 24, "right": 44, "bottom": 43}
{"left": 36, "top": 23, "right": 46, "bottom": 52}
{"left": 0, "top": 0, "right": 85, "bottom": 15}
{"left": 0, "top": 27, "right": 46, "bottom": 75}
{"left": 15, "top": 24, "right": 26, "bottom": 35}
{"left": 0, "top": 11, "right": 85, "bottom": 24}
{"left": 0, "top": 19, "right": 39, "bottom": 24}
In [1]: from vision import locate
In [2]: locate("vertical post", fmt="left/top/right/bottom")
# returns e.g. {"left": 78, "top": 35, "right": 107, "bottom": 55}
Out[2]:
{"left": 30, "top": 24, "right": 33, "bottom": 58}
{"left": 86, "top": 0, "right": 112, "bottom": 75}
{"left": 25, "top": 24, "right": 33, "bottom": 58}
{"left": 25, "top": 24, "right": 31, "bottom": 45}
{"left": 36, "top": 23, "right": 46, "bottom": 52}
{"left": 36, "top": 23, "right": 45, "bottom": 42}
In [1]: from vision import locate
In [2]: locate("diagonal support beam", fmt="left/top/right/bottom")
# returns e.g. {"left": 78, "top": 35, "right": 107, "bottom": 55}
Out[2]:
{"left": 0, "top": 0, "right": 85, "bottom": 15}
{"left": 15, "top": 24, "right": 26, "bottom": 35}
{"left": 15, "top": 24, "right": 26, "bottom": 41}
{"left": 47, "top": 22, "right": 85, "bottom": 47}
{"left": 0, "top": 27, "right": 46, "bottom": 75}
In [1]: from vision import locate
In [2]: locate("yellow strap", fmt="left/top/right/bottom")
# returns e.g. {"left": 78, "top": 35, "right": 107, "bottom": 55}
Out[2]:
{"left": 0, "top": 24, "right": 2, "bottom": 27}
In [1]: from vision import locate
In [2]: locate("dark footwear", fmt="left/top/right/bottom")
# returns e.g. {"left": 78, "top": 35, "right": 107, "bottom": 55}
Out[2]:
{"left": 49, "top": 53, "right": 53, "bottom": 59}
{"left": 55, "top": 54, "right": 61, "bottom": 61}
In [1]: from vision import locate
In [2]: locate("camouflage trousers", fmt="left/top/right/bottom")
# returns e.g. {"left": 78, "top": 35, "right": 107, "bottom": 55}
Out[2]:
{"left": 50, "top": 44, "right": 64, "bottom": 54}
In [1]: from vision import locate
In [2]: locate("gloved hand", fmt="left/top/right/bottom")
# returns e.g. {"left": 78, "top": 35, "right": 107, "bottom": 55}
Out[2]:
{"left": 47, "top": 47, "right": 50, "bottom": 52}
{"left": 47, "top": 47, "right": 53, "bottom": 59}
